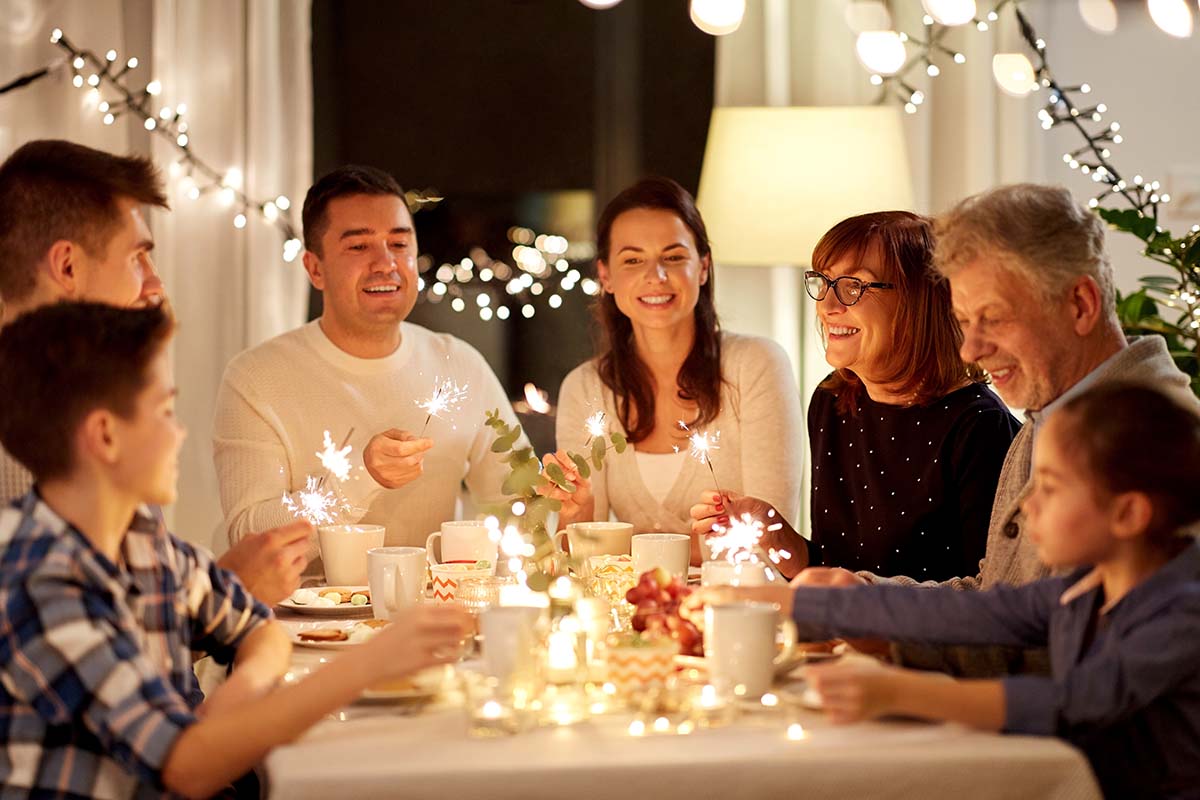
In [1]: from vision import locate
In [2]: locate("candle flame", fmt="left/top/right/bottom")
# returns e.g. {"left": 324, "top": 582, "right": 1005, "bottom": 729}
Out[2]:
{"left": 523, "top": 382, "right": 551, "bottom": 414}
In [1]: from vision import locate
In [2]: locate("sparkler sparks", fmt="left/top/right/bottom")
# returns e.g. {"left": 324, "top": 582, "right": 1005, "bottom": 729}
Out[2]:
{"left": 675, "top": 420, "right": 723, "bottom": 497}
{"left": 708, "top": 512, "right": 791, "bottom": 569}
{"left": 316, "top": 429, "right": 353, "bottom": 482}
{"left": 416, "top": 377, "right": 469, "bottom": 435}
{"left": 282, "top": 476, "right": 348, "bottom": 526}
{"left": 584, "top": 410, "right": 608, "bottom": 441}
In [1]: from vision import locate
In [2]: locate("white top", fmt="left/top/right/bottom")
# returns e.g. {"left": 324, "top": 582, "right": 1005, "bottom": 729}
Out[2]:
{"left": 212, "top": 320, "right": 526, "bottom": 551}
{"left": 555, "top": 332, "right": 804, "bottom": 534}
{"left": 635, "top": 450, "right": 686, "bottom": 505}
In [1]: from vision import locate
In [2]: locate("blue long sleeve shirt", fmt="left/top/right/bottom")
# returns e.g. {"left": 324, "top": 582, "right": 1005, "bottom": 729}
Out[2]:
{"left": 790, "top": 539, "right": 1200, "bottom": 799}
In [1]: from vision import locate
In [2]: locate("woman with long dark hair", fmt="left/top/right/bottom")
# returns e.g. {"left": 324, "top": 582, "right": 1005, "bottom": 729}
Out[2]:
{"left": 693, "top": 211, "right": 1018, "bottom": 581}
{"left": 543, "top": 177, "right": 807, "bottom": 568}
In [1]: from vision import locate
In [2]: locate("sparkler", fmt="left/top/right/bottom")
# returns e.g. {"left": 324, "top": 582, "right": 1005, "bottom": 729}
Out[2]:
{"left": 675, "top": 420, "right": 723, "bottom": 500}
{"left": 416, "top": 377, "right": 469, "bottom": 435}
{"left": 316, "top": 428, "right": 354, "bottom": 484}
{"left": 584, "top": 410, "right": 608, "bottom": 442}
{"left": 282, "top": 475, "right": 349, "bottom": 526}
{"left": 707, "top": 511, "right": 791, "bottom": 568}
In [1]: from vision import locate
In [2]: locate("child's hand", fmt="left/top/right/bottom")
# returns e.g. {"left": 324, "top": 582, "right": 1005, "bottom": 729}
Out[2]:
{"left": 803, "top": 660, "right": 903, "bottom": 724}
{"left": 361, "top": 605, "right": 473, "bottom": 681}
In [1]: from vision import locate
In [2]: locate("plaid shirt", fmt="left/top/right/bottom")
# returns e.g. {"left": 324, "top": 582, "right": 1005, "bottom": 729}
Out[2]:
{"left": 0, "top": 491, "right": 272, "bottom": 798}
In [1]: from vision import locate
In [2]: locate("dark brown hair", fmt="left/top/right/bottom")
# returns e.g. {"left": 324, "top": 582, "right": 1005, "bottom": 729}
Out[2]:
{"left": 812, "top": 211, "right": 985, "bottom": 413}
{"left": 1056, "top": 383, "right": 1200, "bottom": 543}
{"left": 593, "top": 177, "right": 721, "bottom": 444}
{"left": 0, "top": 140, "right": 168, "bottom": 304}
{"left": 0, "top": 301, "right": 175, "bottom": 480}
{"left": 302, "top": 165, "right": 408, "bottom": 256}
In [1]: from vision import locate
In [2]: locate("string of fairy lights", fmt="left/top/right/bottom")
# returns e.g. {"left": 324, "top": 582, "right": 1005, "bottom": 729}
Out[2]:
{"left": 847, "top": 1, "right": 1170, "bottom": 220}
{"left": 7, "top": 28, "right": 599, "bottom": 320}
{"left": 47, "top": 28, "right": 305, "bottom": 263}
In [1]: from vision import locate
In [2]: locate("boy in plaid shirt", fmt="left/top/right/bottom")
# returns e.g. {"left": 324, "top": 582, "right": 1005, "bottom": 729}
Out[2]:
{"left": 0, "top": 303, "right": 470, "bottom": 798}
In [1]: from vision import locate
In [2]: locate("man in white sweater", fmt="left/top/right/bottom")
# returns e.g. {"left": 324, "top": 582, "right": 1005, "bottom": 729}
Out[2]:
{"left": 0, "top": 139, "right": 309, "bottom": 605}
{"left": 213, "top": 166, "right": 524, "bottom": 551}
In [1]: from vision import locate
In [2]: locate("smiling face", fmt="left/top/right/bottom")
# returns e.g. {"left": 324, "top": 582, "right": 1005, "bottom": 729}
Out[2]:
{"left": 303, "top": 193, "right": 417, "bottom": 347}
{"left": 950, "top": 257, "right": 1077, "bottom": 411}
{"left": 597, "top": 207, "right": 709, "bottom": 337}
{"left": 1021, "top": 414, "right": 1115, "bottom": 569}
{"left": 813, "top": 253, "right": 900, "bottom": 384}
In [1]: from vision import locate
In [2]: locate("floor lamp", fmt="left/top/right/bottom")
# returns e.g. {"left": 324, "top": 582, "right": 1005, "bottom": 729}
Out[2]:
{"left": 696, "top": 105, "right": 914, "bottom": 532}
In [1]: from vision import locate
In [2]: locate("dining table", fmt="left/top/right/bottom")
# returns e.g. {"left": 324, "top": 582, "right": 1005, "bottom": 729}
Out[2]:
{"left": 262, "top": 608, "right": 1103, "bottom": 800}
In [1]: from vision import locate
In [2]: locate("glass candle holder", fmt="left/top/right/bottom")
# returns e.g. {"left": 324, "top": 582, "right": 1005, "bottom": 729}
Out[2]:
{"left": 456, "top": 575, "right": 516, "bottom": 615}
{"left": 461, "top": 670, "right": 528, "bottom": 738}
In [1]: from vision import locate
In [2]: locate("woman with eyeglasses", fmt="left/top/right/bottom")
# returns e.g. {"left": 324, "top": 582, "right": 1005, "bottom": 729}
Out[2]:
{"left": 692, "top": 211, "right": 1017, "bottom": 581}
{"left": 541, "top": 177, "right": 808, "bottom": 570}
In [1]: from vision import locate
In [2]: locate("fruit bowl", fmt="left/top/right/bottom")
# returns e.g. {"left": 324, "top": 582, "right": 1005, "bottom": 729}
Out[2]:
{"left": 625, "top": 567, "right": 704, "bottom": 656}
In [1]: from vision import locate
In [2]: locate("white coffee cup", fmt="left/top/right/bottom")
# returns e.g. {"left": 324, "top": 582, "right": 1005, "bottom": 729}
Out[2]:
{"left": 479, "top": 605, "right": 543, "bottom": 683}
{"left": 426, "top": 520, "right": 498, "bottom": 568}
{"left": 553, "top": 521, "right": 634, "bottom": 564}
{"left": 700, "top": 560, "right": 769, "bottom": 587}
{"left": 631, "top": 533, "right": 690, "bottom": 578}
{"left": 318, "top": 524, "right": 386, "bottom": 585}
{"left": 704, "top": 601, "right": 797, "bottom": 697}
{"left": 367, "top": 546, "right": 426, "bottom": 620}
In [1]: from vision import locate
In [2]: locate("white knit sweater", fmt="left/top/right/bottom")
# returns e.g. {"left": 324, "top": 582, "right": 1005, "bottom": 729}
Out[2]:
{"left": 555, "top": 333, "right": 804, "bottom": 535}
{"left": 212, "top": 320, "right": 525, "bottom": 550}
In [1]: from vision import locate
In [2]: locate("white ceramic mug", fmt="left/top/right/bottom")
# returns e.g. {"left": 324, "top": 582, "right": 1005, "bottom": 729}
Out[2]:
{"left": 700, "top": 560, "right": 769, "bottom": 587}
{"left": 367, "top": 546, "right": 426, "bottom": 620}
{"left": 704, "top": 601, "right": 797, "bottom": 697}
{"left": 318, "top": 524, "right": 386, "bottom": 585}
{"left": 479, "top": 605, "right": 542, "bottom": 682}
{"left": 553, "top": 521, "right": 634, "bottom": 564}
{"left": 631, "top": 533, "right": 690, "bottom": 579}
{"left": 426, "top": 520, "right": 498, "bottom": 568}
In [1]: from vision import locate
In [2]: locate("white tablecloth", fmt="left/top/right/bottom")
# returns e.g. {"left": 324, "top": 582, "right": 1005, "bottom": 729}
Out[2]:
{"left": 265, "top": 646, "right": 1101, "bottom": 800}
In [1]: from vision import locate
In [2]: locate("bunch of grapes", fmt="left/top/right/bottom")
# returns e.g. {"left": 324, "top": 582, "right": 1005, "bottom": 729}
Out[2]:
{"left": 625, "top": 567, "right": 703, "bottom": 656}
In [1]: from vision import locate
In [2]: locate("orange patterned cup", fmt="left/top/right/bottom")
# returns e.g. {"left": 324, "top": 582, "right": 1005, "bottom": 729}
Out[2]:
{"left": 429, "top": 563, "right": 493, "bottom": 604}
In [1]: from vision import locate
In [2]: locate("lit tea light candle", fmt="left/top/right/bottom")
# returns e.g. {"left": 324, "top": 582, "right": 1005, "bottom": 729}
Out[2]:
{"left": 481, "top": 700, "right": 504, "bottom": 720}
{"left": 628, "top": 719, "right": 646, "bottom": 737}
{"left": 787, "top": 723, "right": 807, "bottom": 741}
{"left": 547, "top": 630, "right": 579, "bottom": 676}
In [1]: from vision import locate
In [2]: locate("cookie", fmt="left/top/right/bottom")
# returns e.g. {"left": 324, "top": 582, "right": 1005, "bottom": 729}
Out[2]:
{"left": 298, "top": 628, "right": 349, "bottom": 642}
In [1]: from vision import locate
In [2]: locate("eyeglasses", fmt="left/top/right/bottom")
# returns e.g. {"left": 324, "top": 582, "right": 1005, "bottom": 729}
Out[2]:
{"left": 804, "top": 271, "right": 895, "bottom": 306}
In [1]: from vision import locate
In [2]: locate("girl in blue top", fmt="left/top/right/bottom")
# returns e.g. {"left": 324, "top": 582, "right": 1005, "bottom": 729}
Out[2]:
{"left": 717, "top": 383, "right": 1200, "bottom": 799}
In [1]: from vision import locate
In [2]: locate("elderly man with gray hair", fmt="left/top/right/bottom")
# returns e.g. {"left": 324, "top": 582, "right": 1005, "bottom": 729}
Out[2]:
{"left": 794, "top": 182, "right": 1199, "bottom": 676}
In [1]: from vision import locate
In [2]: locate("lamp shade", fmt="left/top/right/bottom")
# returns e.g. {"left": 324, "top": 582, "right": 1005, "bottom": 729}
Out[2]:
{"left": 696, "top": 106, "right": 914, "bottom": 266}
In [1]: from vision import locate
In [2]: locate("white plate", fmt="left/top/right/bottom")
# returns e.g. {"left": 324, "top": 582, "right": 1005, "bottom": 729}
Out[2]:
{"left": 288, "top": 620, "right": 381, "bottom": 650}
{"left": 675, "top": 649, "right": 841, "bottom": 679}
{"left": 278, "top": 586, "right": 373, "bottom": 616}
{"left": 358, "top": 665, "right": 451, "bottom": 704}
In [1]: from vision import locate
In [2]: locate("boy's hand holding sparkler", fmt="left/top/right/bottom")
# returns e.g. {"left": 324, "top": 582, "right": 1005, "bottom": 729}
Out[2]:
{"left": 363, "top": 428, "right": 433, "bottom": 489}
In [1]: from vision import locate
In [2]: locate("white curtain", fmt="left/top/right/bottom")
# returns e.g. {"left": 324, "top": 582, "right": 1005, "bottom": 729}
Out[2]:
{"left": 0, "top": 0, "right": 312, "bottom": 551}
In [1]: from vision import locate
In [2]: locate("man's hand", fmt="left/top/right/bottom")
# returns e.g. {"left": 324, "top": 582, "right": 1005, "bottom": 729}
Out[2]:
{"left": 218, "top": 522, "right": 312, "bottom": 605}
{"left": 363, "top": 428, "right": 433, "bottom": 489}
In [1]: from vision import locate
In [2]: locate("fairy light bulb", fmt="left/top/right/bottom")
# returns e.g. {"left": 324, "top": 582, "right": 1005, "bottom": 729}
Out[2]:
{"left": 992, "top": 53, "right": 1037, "bottom": 96}
{"left": 921, "top": 0, "right": 976, "bottom": 26}
{"left": 690, "top": 0, "right": 745, "bottom": 36}
{"left": 854, "top": 30, "right": 907, "bottom": 75}
{"left": 1147, "top": 0, "right": 1193, "bottom": 37}
{"left": 1078, "top": 0, "right": 1118, "bottom": 33}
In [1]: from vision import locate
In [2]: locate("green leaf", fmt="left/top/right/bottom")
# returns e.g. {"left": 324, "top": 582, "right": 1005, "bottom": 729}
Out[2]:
{"left": 491, "top": 433, "right": 517, "bottom": 453}
{"left": 610, "top": 431, "right": 627, "bottom": 454}
{"left": 592, "top": 436, "right": 606, "bottom": 471}
{"left": 525, "top": 572, "right": 551, "bottom": 592}
{"left": 1098, "top": 207, "right": 1157, "bottom": 241}
{"left": 544, "top": 462, "right": 575, "bottom": 492}
{"left": 568, "top": 453, "right": 592, "bottom": 480}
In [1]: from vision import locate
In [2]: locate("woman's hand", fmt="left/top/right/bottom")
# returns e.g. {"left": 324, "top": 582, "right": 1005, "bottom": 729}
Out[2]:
{"left": 689, "top": 490, "right": 808, "bottom": 574}
{"left": 537, "top": 450, "right": 594, "bottom": 526}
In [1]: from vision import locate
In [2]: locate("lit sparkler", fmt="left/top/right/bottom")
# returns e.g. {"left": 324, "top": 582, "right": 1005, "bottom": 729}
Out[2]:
{"left": 282, "top": 475, "right": 349, "bottom": 526}
{"left": 675, "top": 420, "right": 723, "bottom": 499}
{"left": 416, "top": 377, "right": 469, "bottom": 435}
{"left": 316, "top": 428, "right": 354, "bottom": 482}
{"left": 584, "top": 410, "right": 608, "bottom": 441}
{"left": 707, "top": 511, "right": 791, "bottom": 572}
